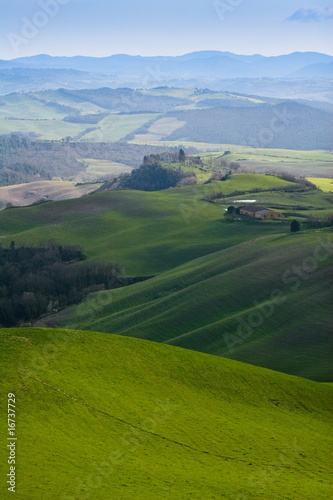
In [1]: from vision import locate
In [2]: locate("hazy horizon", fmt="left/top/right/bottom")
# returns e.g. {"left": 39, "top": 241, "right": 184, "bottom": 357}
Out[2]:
{"left": 1, "top": 0, "right": 332, "bottom": 60}
{"left": 4, "top": 48, "right": 333, "bottom": 61}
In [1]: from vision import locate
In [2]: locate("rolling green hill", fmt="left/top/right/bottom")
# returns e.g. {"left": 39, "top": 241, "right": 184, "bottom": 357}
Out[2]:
{"left": 0, "top": 328, "right": 332, "bottom": 499}
{"left": 1, "top": 179, "right": 331, "bottom": 381}
{"left": 48, "top": 232, "right": 333, "bottom": 382}
{"left": 0, "top": 179, "right": 293, "bottom": 275}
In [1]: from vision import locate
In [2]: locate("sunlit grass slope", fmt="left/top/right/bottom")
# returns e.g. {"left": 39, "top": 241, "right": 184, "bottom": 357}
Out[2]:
{"left": 307, "top": 177, "right": 333, "bottom": 193}
{"left": 54, "top": 232, "right": 333, "bottom": 381}
{"left": 0, "top": 183, "right": 291, "bottom": 275}
{"left": 0, "top": 328, "right": 332, "bottom": 500}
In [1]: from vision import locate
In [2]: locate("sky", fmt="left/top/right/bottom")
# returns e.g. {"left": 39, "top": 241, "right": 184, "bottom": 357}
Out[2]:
{"left": 0, "top": 0, "right": 332, "bottom": 60}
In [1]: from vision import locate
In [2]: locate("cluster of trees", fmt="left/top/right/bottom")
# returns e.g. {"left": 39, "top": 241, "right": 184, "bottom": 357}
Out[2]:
{"left": 225, "top": 206, "right": 241, "bottom": 217}
{"left": 275, "top": 172, "right": 317, "bottom": 190}
{"left": 0, "top": 134, "right": 85, "bottom": 186}
{"left": 306, "top": 214, "right": 333, "bottom": 229}
{"left": 63, "top": 113, "right": 109, "bottom": 124}
{"left": 0, "top": 160, "right": 52, "bottom": 186}
{"left": 0, "top": 243, "right": 123, "bottom": 327}
{"left": 118, "top": 156, "right": 197, "bottom": 191}
{"left": 205, "top": 156, "right": 241, "bottom": 175}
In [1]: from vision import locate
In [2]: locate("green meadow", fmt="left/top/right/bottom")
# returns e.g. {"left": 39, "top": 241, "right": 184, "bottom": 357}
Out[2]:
{"left": 220, "top": 184, "right": 333, "bottom": 218}
{"left": 142, "top": 87, "right": 266, "bottom": 105}
{"left": 83, "top": 113, "right": 160, "bottom": 142}
{"left": 1, "top": 174, "right": 331, "bottom": 380}
{"left": 0, "top": 119, "right": 88, "bottom": 141}
{"left": 0, "top": 179, "right": 294, "bottom": 275}
{"left": 0, "top": 328, "right": 332, "bottom": 500}
{"left": 307, "top": 177, "right": 333, "bottom": 193}
{"left": 0, "top": 94, "right": 65, "bottom": 120}
{"left": 51, "top": 232, "right": 333, "bottom": 382}
{"left": 80, "top": 158, "right": 133, "bottom": 181}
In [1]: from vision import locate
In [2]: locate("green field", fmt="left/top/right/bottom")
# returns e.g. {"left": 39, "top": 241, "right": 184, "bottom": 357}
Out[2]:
{"left": 49, "top": 232, "right": 333, "bottom": 382}
{"left": 133, "top": 117, "right": 186, "bottom": 142}
{"left": 0, "top": 114, "right": 158, "bottom": 142}
{"left": 0, "top": 176, "right": 332, "bottom": 380}
{"left": 1, "top": 328, "right": 332, "bottom": 500}
{"left": 0, "top": 94, "right": 66, "bottom": 120}
{"left": 83, "top": 113, "right": 160, "bottom": 142}
{"left": 0, "top": 90, "right": 160, "bottom": 141}
{"left": 307, "top": 177, "right": 333, "bottom": 193}
{"left": 0, "top": 180, "right": 293, "bottom": 275}
{"left": 81, "top": 158, "right": 133, "bottom": 181}
{"left": 208, "top": 173, "right": 294, "bottom": 192}
{"left": 0, "top": 118, "right": 88, "bottom": 141}
{"left": 142, "top": 88, "right": 266, "bottom": 105}
{"left": 27, "top": 90, "right": 108, "bottom": 114}
{"left": 219, "top": 183, "right": 333, "bottom": 218}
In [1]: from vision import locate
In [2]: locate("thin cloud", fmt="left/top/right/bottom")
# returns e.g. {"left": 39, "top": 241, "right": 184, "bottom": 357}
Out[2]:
{"left": 287, "top": 6, "right": 333, "bottom": 22}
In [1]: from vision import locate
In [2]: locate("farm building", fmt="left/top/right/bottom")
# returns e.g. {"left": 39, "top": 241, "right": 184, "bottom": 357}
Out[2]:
{"left": 159, "top": 152, "right": 179, "bottom": 163}
{"left": 159, "top": 152, "right": 203, "bottom": 166}
{"left": 240, "top": 206, "right": 283, "bottom": 220}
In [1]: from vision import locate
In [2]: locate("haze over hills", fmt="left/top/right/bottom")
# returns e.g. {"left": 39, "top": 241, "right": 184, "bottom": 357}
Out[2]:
{"left": 1, "top": 51, "right": 332, "bottom": 101}
{"left": 2, "top": 51, "right": 333, "bottom": 77}
{"left": 0, "top": 87, "right": 332, "bottom": 151}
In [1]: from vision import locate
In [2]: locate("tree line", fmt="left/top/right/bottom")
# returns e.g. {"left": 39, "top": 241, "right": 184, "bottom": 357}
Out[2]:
{"left": 101, "top": 155, "right": 197, "bottom": 192}
{"left": 0, "top": 243, "right": 125, "bottom": 327}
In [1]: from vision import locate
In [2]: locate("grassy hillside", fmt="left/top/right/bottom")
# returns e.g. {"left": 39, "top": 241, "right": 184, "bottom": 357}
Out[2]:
{"left": 48, "top": 232, "right": 333, "bottom": 382}
{"left": 133, "top": 116, "right": 186, "bottom": 142}
{"left": 221, "top": 185, "right": 333, "bottom": 218}
{"left": 0, "top": 182, "right": 292, "bottom": 275}
{"left": 81, "top": 158, "right": 133, "bottom": 181}
{"left": 1, "top": 179, "right": 331, "bottom": 380}
{"left": 0, "top": 328, "right": 332, "bottom": 499}
{"left": 82, "top": 113, "right": 160, "bottom": 142}
{"left": 307, "top": 177, "right": 333, "bottom": 193}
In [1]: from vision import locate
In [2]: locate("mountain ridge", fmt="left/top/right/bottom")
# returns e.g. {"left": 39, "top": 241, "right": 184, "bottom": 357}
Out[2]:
{"left": 2, "top": 51, "right": 332, "bottom": 79}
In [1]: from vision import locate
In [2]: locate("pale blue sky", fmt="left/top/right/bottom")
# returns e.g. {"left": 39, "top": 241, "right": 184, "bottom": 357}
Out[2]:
{"left": 1, "top": 0, "right": 332, "bottom": 59}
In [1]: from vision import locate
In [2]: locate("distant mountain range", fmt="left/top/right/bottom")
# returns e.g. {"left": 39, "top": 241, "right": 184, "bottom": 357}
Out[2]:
{"left": 0, "top": 52, "right": 332, "bottom": 101}
{"left": 1, "top": 51, "right": 332, "bottom": 78}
